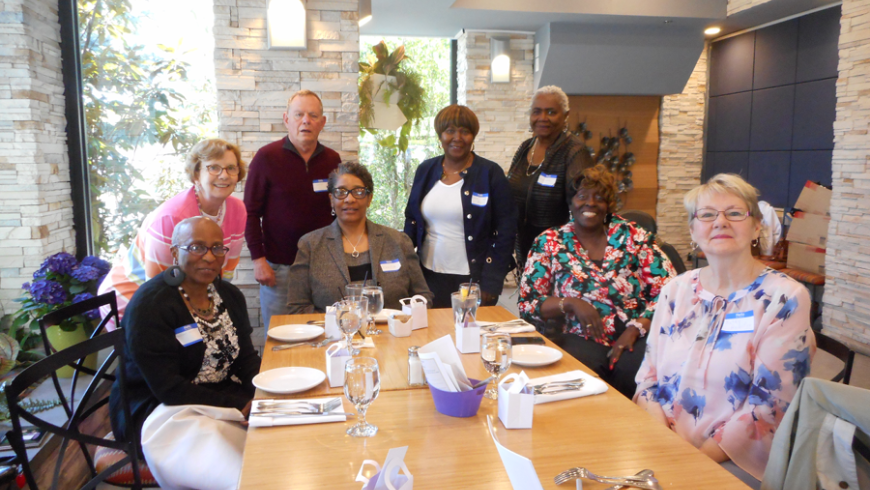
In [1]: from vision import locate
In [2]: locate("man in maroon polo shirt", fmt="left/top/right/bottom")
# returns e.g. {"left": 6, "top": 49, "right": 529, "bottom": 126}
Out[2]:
{"left": 244, "top": 90, "right": 341, "bottom": 332}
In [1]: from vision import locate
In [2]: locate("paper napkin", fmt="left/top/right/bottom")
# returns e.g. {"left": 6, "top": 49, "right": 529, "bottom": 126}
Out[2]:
{"left": 487, "top": 415, "right": 545, "bottom": 490}
{"left": 248, "top": 398, "right": 347, "bottom": 428}
{"left": 529, "top": 370, "right": 608, "bottom": 404}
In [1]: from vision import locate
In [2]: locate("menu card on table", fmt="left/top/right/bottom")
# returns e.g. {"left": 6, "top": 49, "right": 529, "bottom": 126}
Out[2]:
{"left": 417, "top": 335, "right": 472, "bottom": 392}
{"left": 487, "top": 415, "right": 545, "bottom": 490}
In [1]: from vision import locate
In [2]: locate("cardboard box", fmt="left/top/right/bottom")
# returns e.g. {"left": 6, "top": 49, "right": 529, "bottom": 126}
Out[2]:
{"left": 794, "top": 181, "right": 832, "bottom": 216}
{"left": 787, "top": 211, "right": 831, "bottom": 248}
{"left": 787, "top": 242, "right": 827, "bottom": 275}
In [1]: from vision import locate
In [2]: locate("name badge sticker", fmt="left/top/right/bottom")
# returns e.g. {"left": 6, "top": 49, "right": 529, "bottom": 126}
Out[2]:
{"left": 537, "top": 173, "right": 557, "bottom": 187}
{"left": 380, "top": 259, "right": 401, "bottom": 273}
{"left": 471, "top": 192, "right": 489, "bottom": 207}
{"left": 722, "top": 311, "right": 755, "bottom": 333}
{"left": 175, "top": 323, "right": 203, "bottom": 347}
{"left": 312, "top": 179, "right": 328, "bottom": 193}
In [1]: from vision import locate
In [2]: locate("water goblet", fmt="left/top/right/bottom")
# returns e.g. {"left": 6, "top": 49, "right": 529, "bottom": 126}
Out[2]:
{"left": 460, "top": 282, "right": 482, "bottom": 307}
{"left": 362, "top": 286, "right": 384, "bottom": 335}
{"left": 480, "top": 332, "right": 512, "bottom": 399}
{"left": 344, "top": 357, "right": 380, "bottom": 437}
{"left": 337, "top": 297, "right": 367, "bottom": 356}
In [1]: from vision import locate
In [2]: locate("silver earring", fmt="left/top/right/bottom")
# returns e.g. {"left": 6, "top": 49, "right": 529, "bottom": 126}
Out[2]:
{"left": 331, "top": 208, "right": 335, "bottom": 217}
{"left": 690, "top": 241, "right": 698, "bottom": 250}
{"left": 752, "top": 238, "right": 759, "bottom": 247}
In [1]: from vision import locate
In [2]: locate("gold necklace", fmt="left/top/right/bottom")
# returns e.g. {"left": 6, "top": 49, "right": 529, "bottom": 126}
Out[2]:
{"left": 441, "top": 153, "right": 474, "bottom": 180}
{"left": 526, "top": 139, "right": 543, "bottom": 176}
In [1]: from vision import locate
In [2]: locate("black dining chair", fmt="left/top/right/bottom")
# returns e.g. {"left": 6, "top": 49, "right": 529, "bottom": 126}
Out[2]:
{"left": 814, "top": 330, "right": 855, "bottom": 385}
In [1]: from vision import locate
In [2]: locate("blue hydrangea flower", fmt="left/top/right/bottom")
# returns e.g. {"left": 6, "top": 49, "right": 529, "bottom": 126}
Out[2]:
{"left": 32, "top": 264, "right": 47, "bottom": 279}
{"left": 82, "top": 256, "right": 111, "bottom": 275}
{"left": 73, "top": 292, "right": 100, "bottom": 320}
{"left": 29, "top": 279, "right": 67, "bottom": 305}
{"left": 21, "top": 282, "right": 30, "bottom": 291}
{"left": 44, "top": 252, "right": 77, "bottom": 276}
{"left": 71, "top": 265, "right": 100, "bottom": 282}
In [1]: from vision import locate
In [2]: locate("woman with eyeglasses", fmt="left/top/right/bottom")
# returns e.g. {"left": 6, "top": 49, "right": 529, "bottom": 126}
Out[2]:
{"left": 110, "top": 216, "right": 261, "bottom": 490}
{"left": 403, "top": 105, "right": 517, "bottom": 308}
{"left": 633, "top": 174, "right": 816, "bottom": 488}
{"left": 287, "top": 162, "right": 433, "bottom": 313}
{"left": 98, "top": 138, "right": 247, "bottom": 329}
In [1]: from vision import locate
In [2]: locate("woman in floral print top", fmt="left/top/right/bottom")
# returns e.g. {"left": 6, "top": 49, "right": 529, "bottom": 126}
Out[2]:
{"left": 634, "top": 174, "right": 815, "bottom": 487}
{"left": 518, "top": 164, "right": 676, "bottom": 397}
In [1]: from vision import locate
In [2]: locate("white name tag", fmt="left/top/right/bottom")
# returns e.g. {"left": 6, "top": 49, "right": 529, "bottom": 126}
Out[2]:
{"left": 722, "top": 311, "right": 755, "bottom": 333}
{"left": 312, "top": 179, "right": 328, "bottom": 193}
{"left": 380, "top": 259, "right": 401, "bottom": 272}
{"left": 471, "top": 192, "right": 489, "bottom": 207}
{"left": 175, "top": 323, "right": 203, "bottom": 347}
{"left": 537, "top": 172, "right": 557, "bottom": 187}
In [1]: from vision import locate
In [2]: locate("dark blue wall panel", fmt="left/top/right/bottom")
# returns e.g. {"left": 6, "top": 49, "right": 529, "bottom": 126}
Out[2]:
{"left": 705, "top": 152, "right": 749, "bottom": 181}
{"left": 796, "top": 6, "right": 841, "bottom": 83}
{"left": 753, "top": 19, "right": 798, "bottom": 90}
{"left": 710, "top": 32, "right": 756, "bottom": 96}
{"left": 793, "top": 78, "right": 836, "bottom": 150}
{"left": 708, "top": 92, "right": 752, "bottom": 151}
{"left": 750, "top": 85, "right": 795, "bottom": 151}
{"left": 748, "top": 152, "right": 791, "bottom": 207}
{"left": 789, "top": 151, "right": 833, "bottom": 207}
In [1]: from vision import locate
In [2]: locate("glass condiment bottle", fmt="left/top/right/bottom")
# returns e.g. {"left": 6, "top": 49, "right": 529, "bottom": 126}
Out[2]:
{"left": 408, "top": 346, "right": 426, "bottom": 387}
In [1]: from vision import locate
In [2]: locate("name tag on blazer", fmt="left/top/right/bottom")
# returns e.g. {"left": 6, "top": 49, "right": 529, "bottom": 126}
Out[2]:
{"left": 537, "top": 173, "right": 557, "bottom": 187}
{"left": 175, "top": 323, "right": 203, "bottom": 347}
{"left": 721, "top": 311, "right": 755, "bottom": 333}
{"left": 380, "top": 259, "right": 401, "bottom": 273}
{"left": 471, "top": 192, "right": 489, "bottom": 207}
{"left": 312, "top": 179, "right": 328, "bottom": 193}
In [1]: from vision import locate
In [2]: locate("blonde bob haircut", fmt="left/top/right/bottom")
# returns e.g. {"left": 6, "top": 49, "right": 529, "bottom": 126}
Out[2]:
{"left": 185, "top": 138, "right": 246, "bottom": 183}
{"left": 433, "top": 105, "right": 480, "bottom": 138}
{"left": 570, "top": 163, "right": 619, "bottom": 213}
{"left": 683, "top": 173, "right": 762, "bottom": 224}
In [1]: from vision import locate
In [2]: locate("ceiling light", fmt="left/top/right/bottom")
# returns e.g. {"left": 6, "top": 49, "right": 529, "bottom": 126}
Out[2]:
{"left": 359, "top": 0, "right": 372, "bottom": 26}
{"left": 268, "top": 0, "right": 306, "bottom": 50}
{"left": 705, "top": 26, "right": 721, "bottom": 36}
{"left": 490, "top": 37, "right": 511, "bottom": 84}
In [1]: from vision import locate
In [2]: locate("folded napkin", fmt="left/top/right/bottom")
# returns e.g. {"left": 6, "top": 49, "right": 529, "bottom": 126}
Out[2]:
{"left": 248, "top": 398, "right": 347, "bottom": 428}
{"left": 528, "top": 370, "right": 608, "bottom": 404}
{"left": 476, "top": 321, "right": 536, "bottom": 335}
{"left": 350, "top": 337, "right": 376, "bottom": 349}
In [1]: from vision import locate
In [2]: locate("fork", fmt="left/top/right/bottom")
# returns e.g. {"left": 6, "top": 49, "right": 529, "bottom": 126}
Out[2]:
{"left": 605, "top": 470, "right": 656, "bottom": 490}
{"left": 271, "top": 338, "right": 332, "bottom": 351}
{"left": 554, "top": 467, "right": 659, "bottom": 488}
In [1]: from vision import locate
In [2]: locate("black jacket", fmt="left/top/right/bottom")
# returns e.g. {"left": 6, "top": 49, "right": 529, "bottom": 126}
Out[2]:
{"left": 109, "top": 274, "right": 261, "bottom": 442}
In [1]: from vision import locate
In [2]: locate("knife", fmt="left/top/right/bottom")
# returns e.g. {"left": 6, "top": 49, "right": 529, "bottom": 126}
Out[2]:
{"left": 251, "top": 411, "right": 357, "bottom": 418}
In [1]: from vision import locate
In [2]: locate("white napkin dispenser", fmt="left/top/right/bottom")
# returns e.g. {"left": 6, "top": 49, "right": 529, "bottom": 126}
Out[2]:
{"left": 400, "top": 295, "right": 428, "bottom": 330}
{"left": 388, "top": 313, "right": 413, "bottom": 338}
{"left": 454, "top": 321, "right": 481, "bottom": 354}
{"left": 324, "top": 305, "right": 340, "bottom": 339}
{"left": 356, "top": 446, "right": 413, "bottom": 490}
{"left": 325, "top": 343, "right": 351, "bottom": 388}
{"left": 498, "top": 372, "right": 535, "bottom": 429}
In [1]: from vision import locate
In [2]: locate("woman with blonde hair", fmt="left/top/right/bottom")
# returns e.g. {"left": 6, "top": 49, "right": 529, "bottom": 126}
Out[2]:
{"left": 634, "top": 173, "right": 816, "bottom": 488}
{"left": 98, "top": 138, "right": 248, "bottom": 327}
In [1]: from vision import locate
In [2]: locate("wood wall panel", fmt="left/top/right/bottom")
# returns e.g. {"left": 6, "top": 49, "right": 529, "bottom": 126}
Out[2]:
{"left": 567, "top": 95, "right": 662, "bottom": 218}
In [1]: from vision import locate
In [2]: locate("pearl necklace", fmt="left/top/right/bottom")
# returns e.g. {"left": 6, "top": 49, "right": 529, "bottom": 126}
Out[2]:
{"left": 179, "top": 284, "right": 216, "bottom": 318}
{"left": 342, "top": 232, "right": 365, "bottom": 258}
{"left": 526, "top": 139, "right": 543, "bottom": 177}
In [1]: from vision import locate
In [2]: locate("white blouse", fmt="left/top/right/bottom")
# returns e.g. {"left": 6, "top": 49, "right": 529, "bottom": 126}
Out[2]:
{"left": 418, "top": 180, "right": 470, "bottom": 275}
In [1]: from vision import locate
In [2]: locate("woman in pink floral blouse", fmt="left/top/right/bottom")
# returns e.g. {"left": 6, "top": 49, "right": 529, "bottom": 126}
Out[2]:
{"left": 518, "top": 164, "right": 676, "bottom": 397}
{"left": 634, "top": 174, "right": 816, "bottom": 488}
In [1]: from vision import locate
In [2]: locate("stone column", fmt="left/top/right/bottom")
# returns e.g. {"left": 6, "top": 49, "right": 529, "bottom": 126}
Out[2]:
{"left": 0, "top": 0, "right": 74, "bottom": 315}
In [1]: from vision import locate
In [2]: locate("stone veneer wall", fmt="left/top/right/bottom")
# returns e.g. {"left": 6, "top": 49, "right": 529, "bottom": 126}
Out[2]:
{"left": 456, "top": 31, "right": 535, "bottom": 169}
{"left": 0, "top": 0, "right": 74, "bottom": 316}
{"left": 822, "top": 0, "right": 870, "bottom": 353}
{"left": 655, "top": 48, "right": 708, "bottom": 258}
{"left": 728, "top": 0, "right": 775, "bottom": 16}
{"left": 213, "top": 0, "right": 360, "bottom": 345}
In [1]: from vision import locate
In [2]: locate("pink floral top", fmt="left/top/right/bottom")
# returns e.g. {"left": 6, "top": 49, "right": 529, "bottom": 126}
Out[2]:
{"left": 634, "top": 268, "right": 816, "bottom": 480}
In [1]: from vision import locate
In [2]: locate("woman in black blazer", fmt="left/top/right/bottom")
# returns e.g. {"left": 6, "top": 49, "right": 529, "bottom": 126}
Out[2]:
{"left": 404, "top": 105, "right": 517, "bottom": 308}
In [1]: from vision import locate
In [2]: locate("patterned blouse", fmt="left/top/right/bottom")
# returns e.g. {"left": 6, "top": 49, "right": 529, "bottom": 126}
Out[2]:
{"left": 634, "top": 268, "right": 816, "bottom": 480}
{"left": 191, "top": 284, "right": 241, "bottom": 385}
{"left": 518, "top": 217, "right": 676, "bottom": 345}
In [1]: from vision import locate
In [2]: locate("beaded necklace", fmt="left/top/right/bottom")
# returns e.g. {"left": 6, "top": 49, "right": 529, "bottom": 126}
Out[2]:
{"left": 179, "top": 283, "right": 216, "bottom": 318}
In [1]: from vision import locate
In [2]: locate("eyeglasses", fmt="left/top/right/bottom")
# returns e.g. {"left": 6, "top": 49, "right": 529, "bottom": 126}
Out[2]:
{"left": 205, "top": 165, "right": 240, "bottom": 176}
{"left": 175, "top": 244, "right": 230, "bottom": 257}
{"left": 693, "top": 208, "right": 750, "bottom": 222}
{"left": 330, "top": 187, "right": 371, "bottom": 199}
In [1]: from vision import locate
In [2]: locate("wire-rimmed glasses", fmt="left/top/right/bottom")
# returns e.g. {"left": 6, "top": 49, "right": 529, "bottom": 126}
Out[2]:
{"left": 693, "top": 208, "right": 750, "bottom": 222}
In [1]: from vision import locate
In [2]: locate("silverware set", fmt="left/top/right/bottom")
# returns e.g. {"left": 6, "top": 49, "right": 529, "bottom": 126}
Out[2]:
{"left": 554, "top": 467, "right": 661, "bottom": 489}
{"left": 481, "top": 319, "right": 531, "bottom": 332}
{"left": 271, "top": 338, "right": 332, "bottom": 351}
{"left": 251, "top": 398, "right": 357, "bottom": 418}
{"left": 528, "top": 378, "right": 585, "bottom": 395}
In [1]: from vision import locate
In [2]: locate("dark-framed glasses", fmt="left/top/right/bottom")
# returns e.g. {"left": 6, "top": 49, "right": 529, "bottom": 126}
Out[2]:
{"left": 330, "top": 187, "right": 371, "bottom": 199}
{"left": 205, "top": 164, "right": 240, "bottom": 176}
{"left": 176, "top": 244, "right": 230, "bottom": 257}
{"left": 693, "top": 208, "right": 750, "bottom": 222}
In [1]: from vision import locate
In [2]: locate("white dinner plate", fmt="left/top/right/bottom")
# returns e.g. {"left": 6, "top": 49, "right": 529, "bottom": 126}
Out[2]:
{"left": 252, "top": 367, "right": 326, "bottom": 394}
{"left": 511, "top": 345, "right": 563, "bottom": 367}
{"left": 267, "top": 324, "right": 325, "bottom": 342}
{"left": 373, "top": 308, "right": 403, "bottom": 323}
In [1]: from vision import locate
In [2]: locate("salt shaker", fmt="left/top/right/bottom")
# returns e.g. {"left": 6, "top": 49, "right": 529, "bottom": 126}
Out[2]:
{"left": 408, "top": 346, "right": 426, "bottom": 387}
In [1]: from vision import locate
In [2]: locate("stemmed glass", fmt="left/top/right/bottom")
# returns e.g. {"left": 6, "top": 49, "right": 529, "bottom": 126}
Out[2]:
{"left": 336, "top": 297, "right": 367, "bottom": 356}
{"left": 344, "top": 357, "right": 380, "bottom": 437}
{"left": 362, "top": 286, "right": 384, "bottom": 335}
{"left": 480, "top": 332, "right": 512, "bottom": 399}
{"left": 460, "top": 282, "right": 482, "bottom": 307}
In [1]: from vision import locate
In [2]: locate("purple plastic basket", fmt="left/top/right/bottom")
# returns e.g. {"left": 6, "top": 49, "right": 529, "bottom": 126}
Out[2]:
{"left": 428, "top": 378, "right": 487, "bottom": 417}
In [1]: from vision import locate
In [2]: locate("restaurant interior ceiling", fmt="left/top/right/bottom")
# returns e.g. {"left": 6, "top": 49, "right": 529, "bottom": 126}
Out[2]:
{"left": 361, "top": 0, "right": 842, "bottom": 96}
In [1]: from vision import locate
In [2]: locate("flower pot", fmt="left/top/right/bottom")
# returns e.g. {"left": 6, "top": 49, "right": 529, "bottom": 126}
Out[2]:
{"left": 367, "top": 74, "right": 407, "bottom": 131}
{"left": 45, "top": 324, "right": 97, "bottom": 378}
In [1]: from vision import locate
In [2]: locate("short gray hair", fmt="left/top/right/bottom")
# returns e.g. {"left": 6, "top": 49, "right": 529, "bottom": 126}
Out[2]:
{"left": 684, "top": 174, "right": 763, "bottom": 224}
{"left": 531, "top": 85, "right": 570, "bottom": 113}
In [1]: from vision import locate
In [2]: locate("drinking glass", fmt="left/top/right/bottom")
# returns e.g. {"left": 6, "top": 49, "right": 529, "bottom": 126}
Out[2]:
{"left": 337, "top": 297, "right": 367, "bottom": 356}
{"left": 451, "top": 291, "right": 479, "bottom": 326}
{"left": 362, "top": 286, "right": 384, "bottom": 335}
{"left": 480, "top": 333, "right": 512, "bottom": 399}
{"left": 344, "top": 357, "right": 380, "bottom": 437}
{"left": 460, "top": 282, "right": 482, "bottom": 307}
{"left": 345, "top": 283, "right": 364, "bottom": 298}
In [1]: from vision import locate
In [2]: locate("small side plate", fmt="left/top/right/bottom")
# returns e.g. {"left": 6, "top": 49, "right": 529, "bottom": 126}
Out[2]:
{"left": 511, "top": 345, "right": 563, "bottom": 367}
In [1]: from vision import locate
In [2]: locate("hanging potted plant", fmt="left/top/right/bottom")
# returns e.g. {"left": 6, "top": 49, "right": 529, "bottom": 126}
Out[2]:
{"left": 359, "top": 40, "right": 427, "bottom": 142}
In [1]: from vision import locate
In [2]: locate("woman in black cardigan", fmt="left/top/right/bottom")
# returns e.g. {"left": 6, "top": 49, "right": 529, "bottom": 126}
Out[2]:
{"left": 110, "top": 216, "right": 260, "bottom": 490}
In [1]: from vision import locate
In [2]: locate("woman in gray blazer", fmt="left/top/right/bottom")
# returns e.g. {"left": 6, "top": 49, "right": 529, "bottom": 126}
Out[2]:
{"left": 287, "top": 162, "right": 434, "bottom": 313}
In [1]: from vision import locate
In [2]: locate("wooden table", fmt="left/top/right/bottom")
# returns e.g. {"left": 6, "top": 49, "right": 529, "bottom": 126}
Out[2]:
{"left": 240, "top": 307, "right": 748, "bottom": 489}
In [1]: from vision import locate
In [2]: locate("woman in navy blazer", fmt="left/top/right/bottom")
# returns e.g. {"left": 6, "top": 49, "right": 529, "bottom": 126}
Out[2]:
{"left": 404, "top": 105, "right": 517, "bottom": 308}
